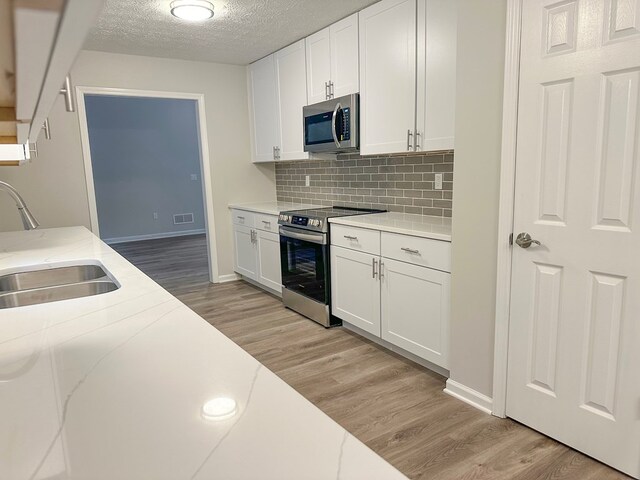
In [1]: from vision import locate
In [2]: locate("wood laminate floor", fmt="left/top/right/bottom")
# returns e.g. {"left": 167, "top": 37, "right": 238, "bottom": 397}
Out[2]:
{"left": 113, "top": 235, "right": 630, "bottom": 480}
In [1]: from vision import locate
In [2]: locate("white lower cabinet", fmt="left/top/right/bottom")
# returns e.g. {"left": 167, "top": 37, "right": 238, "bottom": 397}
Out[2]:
{"left": 256, "top": 229, "right": 282, "bottom": 293}
{"left": 330, "top": 246, "right": 380, "bottom": 335}
{"left": 233, "top": 224, "right": 258, "bottom": 280}
{"left": 381, "top": 258, "right": 449, "bottom": 368}
{"left": 232, "top": 210, "right": 282, "bottom": 294}
{"left": 331, "top": 227, "right": 450, "bottom": 369}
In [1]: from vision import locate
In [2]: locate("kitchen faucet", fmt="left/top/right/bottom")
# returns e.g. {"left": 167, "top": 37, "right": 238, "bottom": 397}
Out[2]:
{"left": 0, "top": 180, "right": 39, "bottom": 230}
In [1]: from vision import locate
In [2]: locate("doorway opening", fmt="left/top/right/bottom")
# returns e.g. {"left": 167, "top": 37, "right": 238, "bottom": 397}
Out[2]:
{"left": 77, "top": 88, "right": 220, "bottom": 289}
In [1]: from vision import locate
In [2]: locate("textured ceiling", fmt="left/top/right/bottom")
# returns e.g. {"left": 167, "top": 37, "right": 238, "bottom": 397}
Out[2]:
{"left": 84, "top": 0, "right": 380, "bottom": 65}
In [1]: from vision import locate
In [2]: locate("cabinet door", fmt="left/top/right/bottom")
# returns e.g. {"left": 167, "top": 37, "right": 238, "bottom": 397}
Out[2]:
{"left": 415, "top": 0, "right": 456, "bottom": 152}
{"left": 256, "top": 230, "right": 282, "bottom": 293}
{"left": 381, "top": 258, "right": 450, "bottom": 368}
{"left": 330, "top": 246, "right": 380, "bottom": 336}
{"left": 359, "top": 0, "right": 416, "bottom": 155}
{"left": 247, "top": 54, "right": 280, "bottom": 163}
{"left": 233, "top": 225, "right": 258, "bottom": 280}
{"left": 330, "top": 13, "right": 360, "bottom": 99}
{"left": 306, "top": 27, "right": 332, "bottom": 105}
{"left": 275, "top": 40, "right": 309, "bottom": 161}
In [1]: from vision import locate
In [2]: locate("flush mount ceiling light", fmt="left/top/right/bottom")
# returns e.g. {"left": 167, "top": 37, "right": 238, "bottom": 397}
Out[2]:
{"left": 170, "top": 0, "right": 214, "bottom": 21}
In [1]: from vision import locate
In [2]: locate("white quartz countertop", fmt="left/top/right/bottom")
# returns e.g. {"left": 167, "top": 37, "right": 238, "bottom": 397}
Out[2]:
{"left": 0, "top": 227, "right": 406, "bottom": 480}
{"left": 228, "top": 201, "right": 321, "bottom": 216}
{"left": 329, "top": 212, "right": 452, "bottom": 242}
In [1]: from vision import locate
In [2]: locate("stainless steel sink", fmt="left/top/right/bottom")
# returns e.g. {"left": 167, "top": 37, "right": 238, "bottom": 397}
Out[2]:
{"left": 0, "top": 264, "right": 119, "bottom": 310}
{"left": 0, "top": 265, "right": 108, "bottom": 292}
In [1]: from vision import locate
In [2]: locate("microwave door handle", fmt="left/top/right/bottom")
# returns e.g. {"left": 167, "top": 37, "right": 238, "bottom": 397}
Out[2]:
{"left": 331, "top": 102, "right": 341, "bottom": 148}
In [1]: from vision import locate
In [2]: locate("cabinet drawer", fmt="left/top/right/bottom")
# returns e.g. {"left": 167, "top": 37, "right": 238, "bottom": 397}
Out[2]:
{"left": 255, "top": 213, "right": 279, "bottom": 233}
{"left": 232, "top": 210, "right": 254, "bottom": 227}
{"left": 330, "top": 224, "right": 380, "bottom": 255}
{"left": 381, "top": 232, "right": 451, "bottom": 272}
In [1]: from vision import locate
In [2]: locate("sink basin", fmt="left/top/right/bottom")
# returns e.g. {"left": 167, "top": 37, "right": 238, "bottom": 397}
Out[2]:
{"left": 0, "top": 264, "right": 108, "bottom": 292}
{"left": 0, "top": 264, "right": 119, "bottom": 310}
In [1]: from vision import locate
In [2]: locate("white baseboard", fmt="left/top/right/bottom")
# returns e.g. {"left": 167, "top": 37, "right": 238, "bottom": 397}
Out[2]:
{"left": 104, "top": 229, "right": 206, "bottom": 244}
{"left": 444, "top": 379, "right": 493, "bottom": 415}
{"left": 217, "top": 273, "right": 240, "bottom": 283}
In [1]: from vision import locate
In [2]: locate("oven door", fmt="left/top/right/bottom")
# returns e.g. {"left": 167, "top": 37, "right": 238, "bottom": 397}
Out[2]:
{"left": 279, "top": 226, "right": 328, "bottom": 304}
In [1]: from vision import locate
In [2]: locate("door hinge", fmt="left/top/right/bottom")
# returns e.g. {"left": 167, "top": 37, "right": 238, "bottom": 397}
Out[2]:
{"left": 508, "top": 232, "right": 513, "bottom": 246}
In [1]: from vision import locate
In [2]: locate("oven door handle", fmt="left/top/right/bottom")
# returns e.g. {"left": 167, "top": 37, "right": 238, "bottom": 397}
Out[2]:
{"left": 331, "top": 102, "right": 342, "bottom": 148}
{"left": 279, "top": 226, "right": 327, "bottom": 245}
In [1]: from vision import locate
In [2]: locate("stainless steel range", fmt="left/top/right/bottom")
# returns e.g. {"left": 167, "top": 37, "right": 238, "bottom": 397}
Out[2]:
{"left": 278, "top": 207, "right": 385, "bottom": 327}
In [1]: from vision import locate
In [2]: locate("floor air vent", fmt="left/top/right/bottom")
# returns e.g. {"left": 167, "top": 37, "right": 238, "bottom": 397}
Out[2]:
{"left": 173, "top": 213, "right": 194, "bottom": 225}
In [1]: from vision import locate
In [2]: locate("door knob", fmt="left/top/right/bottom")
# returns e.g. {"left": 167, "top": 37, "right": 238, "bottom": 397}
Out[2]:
{"left": 515, "top": 232, "right": 541, "bottom": 249}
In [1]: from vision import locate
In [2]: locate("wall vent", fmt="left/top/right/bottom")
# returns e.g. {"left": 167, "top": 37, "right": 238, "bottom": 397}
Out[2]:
{"left": 173, "top": 213, "right": 194, "bottom": 225}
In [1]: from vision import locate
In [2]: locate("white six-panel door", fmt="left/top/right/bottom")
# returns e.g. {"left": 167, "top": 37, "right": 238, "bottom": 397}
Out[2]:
{"left": 506, "top": 0, "right": 640, "bottom": 477}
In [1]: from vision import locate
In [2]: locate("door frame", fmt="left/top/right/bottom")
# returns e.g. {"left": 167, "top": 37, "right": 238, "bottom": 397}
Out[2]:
{"left": 492, "top": 0, "right": 523, "bottom": 418}
{"left": 76, "top": 86, "right": 221, "bottom": 283}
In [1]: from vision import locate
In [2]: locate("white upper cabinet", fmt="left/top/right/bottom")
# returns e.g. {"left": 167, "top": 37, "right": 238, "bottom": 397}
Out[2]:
{"left": 359, "top": 0, "right": 417, "bottom": 155}
{"left": 306, "top": 13, "right": 359, "bottom": 105}
{"left": 415, "top": 0, "right": 456, "bottom": 152}
{"left": 247, "top": 54, "right": 281, "bottom": 163}
{"left": 330, "top": 14, "right": 360, "bottom": 99}
{"left": 275, "top": 39, "right": 309, "bottom": 161}
{"left": 305, "top": 27, "right": 332, "bottom": 104}
{"left": 359, "top": 0, "right": 456, "bottom": 155}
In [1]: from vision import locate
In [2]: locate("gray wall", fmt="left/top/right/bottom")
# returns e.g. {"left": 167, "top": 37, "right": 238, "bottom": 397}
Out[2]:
{"left": 449, "top": 0, "right": 507, "bottom": 398}
{"left": 276, "top": 152, "right": 454, "bottom": 217}
{"left": 85, "top": 95, "right": 205, "bottom": 241}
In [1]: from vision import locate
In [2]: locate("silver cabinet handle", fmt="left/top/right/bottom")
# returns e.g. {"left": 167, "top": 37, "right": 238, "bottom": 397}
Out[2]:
{"left": 43, "top": 118, "right": 51, "bottom": 140}
{"left": 237, "top": 216, "right": 245, "bottom": 220}
{"left": 372, "top": 258, "right": 377, "bottom": 279}
{"left": 401, "top": 247, "right": 420, "bottom": 255}
{"left": 343, "top": 235, "right": 358, "bottom": 240}
{"left": 380, "top": 261, "right": 385, "bottom": 279}
{"left": 28, "top": 142, "right": 38, "bottom": 158}
{"left": 515, "top": 232, "right": 541, "bottom": 249}
{"left": 407, "top": 129, "right": 413, "bottom": 151}
{"left": 330, "top": 81, "right": 334, "bottom": 99}
{"left": 262, "top": 220, "right": 271, "bottom": 225}
{"left": 414, "top": 130, "right": 421, "bottom": 151}
{"left": 325, "top": 81, "right": 330, "bottom": 100}
{"left": 59, "top": 75, "right": 75, "bottom": 112}
{"left": 275, "top": 146, "right": 280, "bottom": 160}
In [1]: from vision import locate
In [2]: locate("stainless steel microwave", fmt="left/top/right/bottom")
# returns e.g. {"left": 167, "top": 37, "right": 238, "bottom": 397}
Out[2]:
{"left": 303, "top": 93, "right": 359, "bottom": 154}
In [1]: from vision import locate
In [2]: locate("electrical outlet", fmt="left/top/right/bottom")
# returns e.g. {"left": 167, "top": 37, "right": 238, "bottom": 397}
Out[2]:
{"left": 305, "top": 175, "right": 310, "bottom": 187}
{"left": 153, "top": 212, "right": 158, "bottom": 220}
{"left": 190, "top": 174, "right": 198, "bottom": 181}
{"left": 434, "top": 173, "right": 443, "bottom": 190}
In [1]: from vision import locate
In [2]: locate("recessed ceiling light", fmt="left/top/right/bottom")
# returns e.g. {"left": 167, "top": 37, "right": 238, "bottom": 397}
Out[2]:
{"left": 201, "top": 397, "right": 237, "bottom": 420}
{"left": 170, "top": 0, "right": 214, "bottom": 21}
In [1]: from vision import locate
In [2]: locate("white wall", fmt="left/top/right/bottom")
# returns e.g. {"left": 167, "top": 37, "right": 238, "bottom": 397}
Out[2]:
{"left": 449, "top": 0, "right": 507, "bottom": 398}
{"left": 0, "top": 50, "right": 276, "bottom": 278}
